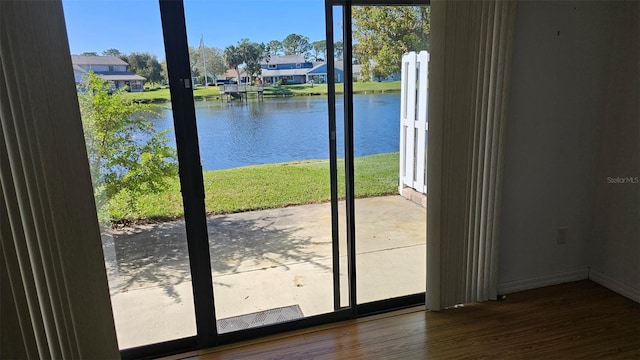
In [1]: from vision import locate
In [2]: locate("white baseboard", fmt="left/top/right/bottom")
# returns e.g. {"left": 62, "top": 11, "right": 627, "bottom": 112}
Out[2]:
{"left": 498, "top": 268, "right": 589, "bottom": 295}
{"left": 588, "top": 269, "right": 640, "bottom": 303}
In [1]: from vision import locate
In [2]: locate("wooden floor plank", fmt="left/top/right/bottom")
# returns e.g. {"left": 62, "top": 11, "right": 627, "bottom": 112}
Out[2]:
{"left": 162, "top": 281, "right": 639, "bottom": 360}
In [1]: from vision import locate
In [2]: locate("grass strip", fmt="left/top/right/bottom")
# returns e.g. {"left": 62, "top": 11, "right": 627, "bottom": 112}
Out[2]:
{"left": 108, "top": 152, "right": 399, "bottom": 224}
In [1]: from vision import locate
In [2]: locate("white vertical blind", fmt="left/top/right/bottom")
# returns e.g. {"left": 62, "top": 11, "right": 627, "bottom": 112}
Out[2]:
{"left": 427, "top": 0, "right": 517, "bottom": 310}
{"left": 0, "top": 0, "right": 119, "bottom": 358}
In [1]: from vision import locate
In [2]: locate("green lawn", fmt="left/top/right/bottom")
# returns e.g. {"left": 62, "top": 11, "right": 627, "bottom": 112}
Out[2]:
{"left": 264, "top": 81, "right": 400, "bottom": 96}
{"left": 108, "top": 152, "right": 399, "bottom": 224}
{"left": 122, "top": 81, "right": 401, "bottom": 103}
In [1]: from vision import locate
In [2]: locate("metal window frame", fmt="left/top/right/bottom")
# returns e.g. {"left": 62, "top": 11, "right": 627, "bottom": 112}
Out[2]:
{"left": 158, "top": 0, "right": 217, "bottom": 348}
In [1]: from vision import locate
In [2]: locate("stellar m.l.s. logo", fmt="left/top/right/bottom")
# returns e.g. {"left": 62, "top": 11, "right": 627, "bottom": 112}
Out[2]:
{"left": 607, "top": 176, "right": 640, "bottom": 184}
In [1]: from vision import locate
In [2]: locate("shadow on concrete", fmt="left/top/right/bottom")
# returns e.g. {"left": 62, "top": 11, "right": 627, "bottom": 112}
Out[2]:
{"left": 104, "top": 211, "right": 329, "bottom": 303}
{"left": 208, "top": 213, "right": 331, "bottom": 274}
{"left": 104, "top": 221, "right": 191, "bottom": 302}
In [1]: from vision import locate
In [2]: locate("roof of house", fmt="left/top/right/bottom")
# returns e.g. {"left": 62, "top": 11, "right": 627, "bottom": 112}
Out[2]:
{"left": 221, "top": 68, "right": 247, "bottom": 78}
{"left": 295, "top": 61, "right": 346, "bottom": 76}
{"left": 306, "top": 63, "right": 329, "bottom": 75}
{"left": 73, "top": 63, "right": 146, "bottom": 81}
{"left": 71, "top": 55, "right": 128, "bottom": 66}
{"left": 73, "top": 64, "right": 87, "bottom": 73}
{"left": 262, "top": 55, "right": 306, "bottom": 65}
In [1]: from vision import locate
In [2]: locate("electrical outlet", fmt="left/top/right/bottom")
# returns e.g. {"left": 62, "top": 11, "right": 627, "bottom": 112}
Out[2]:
{"left": 557, "top": 227, "right": 568, "bottom": 244}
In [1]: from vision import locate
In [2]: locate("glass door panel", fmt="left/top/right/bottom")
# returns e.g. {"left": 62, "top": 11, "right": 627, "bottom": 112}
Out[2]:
{"left": 183, "top": 0, "right": 336, "bottom": 333}
{"left": 348, "top": 5, "right": 429, "bottom": 304}
{"left": 63, "top": 0, "right": 196, "bottom": 349}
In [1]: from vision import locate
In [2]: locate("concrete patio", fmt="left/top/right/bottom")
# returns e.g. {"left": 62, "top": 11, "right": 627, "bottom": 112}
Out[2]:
{"left": 102, "top": 195, "right": 426, "bottom": 349}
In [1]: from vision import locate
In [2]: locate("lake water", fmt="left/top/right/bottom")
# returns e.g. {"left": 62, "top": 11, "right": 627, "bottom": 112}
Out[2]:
{"left": 153, "top": 93, "right": 404, "bottom": 171}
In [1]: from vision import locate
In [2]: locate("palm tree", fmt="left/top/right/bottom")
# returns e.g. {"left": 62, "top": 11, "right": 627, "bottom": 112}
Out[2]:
{"left": 224, "top": 45, "right": 244, "bottom": 85}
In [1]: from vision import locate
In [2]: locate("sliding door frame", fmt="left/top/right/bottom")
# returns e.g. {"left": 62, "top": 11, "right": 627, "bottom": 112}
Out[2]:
{"left": 122, "top": 0, "right": 429, "bottom": 358}
{"left": 121, "top": 1, "right": 218, "bottom": 358}
{"left": 324, "top": 0, "right": 429, "bottom": 317}
{"left": 158, "top": 0, "right": 218, "bottom": 348}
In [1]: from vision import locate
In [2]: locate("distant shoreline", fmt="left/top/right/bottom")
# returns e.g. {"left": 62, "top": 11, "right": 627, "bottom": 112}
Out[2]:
{"left": 125, "top": 81, "right": 402, "bottom": 104}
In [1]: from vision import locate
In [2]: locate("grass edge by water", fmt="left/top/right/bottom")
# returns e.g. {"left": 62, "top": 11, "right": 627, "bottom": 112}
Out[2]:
{"left": 108, "top": 152, "right": 399, "bottom": 226}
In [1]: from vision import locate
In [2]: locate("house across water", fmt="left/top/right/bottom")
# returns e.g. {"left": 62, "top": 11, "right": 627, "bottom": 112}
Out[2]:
{"left": 72, "top": 55, "right": 146, "bottom": 92}
{"left": 260, "top": 55, "right": 344, "bottom": 85}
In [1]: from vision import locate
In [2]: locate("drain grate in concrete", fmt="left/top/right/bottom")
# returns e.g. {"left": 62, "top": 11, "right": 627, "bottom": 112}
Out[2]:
{"left": 217, "top": 305, "right": 304, "bottom": 333}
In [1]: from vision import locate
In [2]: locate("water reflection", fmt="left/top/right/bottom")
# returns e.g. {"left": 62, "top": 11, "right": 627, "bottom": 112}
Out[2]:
{"left": 153, "top": 94, "right": 402, "bottom": 170}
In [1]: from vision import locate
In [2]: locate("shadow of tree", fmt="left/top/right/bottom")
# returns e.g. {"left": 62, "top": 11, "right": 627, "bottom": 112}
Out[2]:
{"left": 105, "top": 210, "right": 330, "bottom": 304}
{"left": 105, "top": 221, "right": 191, "bottom": 302}
{"left": 208, "top": 213, "right": 331, "bottom": 274}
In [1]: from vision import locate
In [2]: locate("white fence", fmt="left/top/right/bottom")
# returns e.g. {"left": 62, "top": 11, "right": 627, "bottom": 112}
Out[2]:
{"left": 399, "top": 51, "right": 429, "bottom": 195}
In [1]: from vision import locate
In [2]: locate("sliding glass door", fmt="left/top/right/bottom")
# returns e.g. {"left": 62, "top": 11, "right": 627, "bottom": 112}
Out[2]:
{"left": 326, "top": 1, "right": 428, "bottom": 309}
{"left": 62, "top": 0, "right": 198, "bottom": 350}
{"left": 64, "top": 0, "right": 427, "bottom": 356}
{"left": 181, "top": 0, "right": 341, "bottom": 335}
{"left": 350, "top": 5, "right": 428, "bottom": 305}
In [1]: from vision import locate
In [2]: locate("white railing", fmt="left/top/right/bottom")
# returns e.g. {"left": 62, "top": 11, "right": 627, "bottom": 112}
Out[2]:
{"left": 221, "top": 84, "right": 264, "bottom": 93}
{"left": 399, "top": 51, "right": 429, "bottom": 195}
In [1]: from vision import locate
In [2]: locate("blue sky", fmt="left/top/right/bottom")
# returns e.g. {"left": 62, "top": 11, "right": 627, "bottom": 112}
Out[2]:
{"left": 63, "top": 0, "right": 334, "bottom": 60}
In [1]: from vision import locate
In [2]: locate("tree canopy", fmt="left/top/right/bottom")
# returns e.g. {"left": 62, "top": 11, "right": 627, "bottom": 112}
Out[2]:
{"left": 189, "top": 45, "right": 226, "bottom": 84}
{"left": 224, "top": 45, "right": 244, "bottom": 82}
{"left": 78, "top": 72, "right": 177, "bottom": 220}
{"left": 282, "top": 33, "right": 312, "bottom": 59}
{"left": 266, "top": 40, "right": 284, "bottom": 56}
{"left": 120, "top": 52, "right": 163, "bottom": 84}
{"left": 238, "top": 39, "right": 265, "bottom": 83}
{"left": 352, "top": 6, "right": 430, "bottom": 80}
{"left": 102, "top": 48, "right": 122, "bottom": 57}
{"left": 312, "top": 40, "right": 326, "bottom": 61}
{"left": 334, "top": 41, "right": 344, "bottom": 61}
{"left": 223, "top": 39, "right": 265, "bottom": 84}
{"left": 160, "top": 60, "right": 168, "bottom": 84}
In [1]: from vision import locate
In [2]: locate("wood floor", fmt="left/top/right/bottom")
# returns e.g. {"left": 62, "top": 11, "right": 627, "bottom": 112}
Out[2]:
{"left": 163, "top": 281, "right": 639, "bottom": 359}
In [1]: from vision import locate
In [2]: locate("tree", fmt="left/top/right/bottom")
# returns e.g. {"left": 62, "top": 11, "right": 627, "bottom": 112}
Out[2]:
{"left": 238, "top": 39, "right": 265, "bottom": 84}
{"left": 334, "top": 40, "right": 344, "bottom": 61}
{"left": 312, "top": 40, "right": 326, "bottom": 61}
{"left": 77, "top": 72, "right": 177, "bottom": 220}
{"left": 266, "top": 40, "right": 284, "bottom": 56}
{"left": 81, "top": 51, "right": 98, "bottom": 56}
{"left": 160, "top": 60, "right": 168, "bottom": 85}
{"left": 282, "top": 33, "right": 312, "bottom": 59}
{"left": 189, "top": 45, "right": 226, "bottom": 84}
{"left": 352, "top": 6, "right": 430, "bottom": 80}
{"left": 102, "top": 48, "right": 122, "bottom": 57}
{"left": 224, "top": 45, "right": 244, "bottom": 84}
{"left": 120, "top": 52, "right": 163, "bottom": 84}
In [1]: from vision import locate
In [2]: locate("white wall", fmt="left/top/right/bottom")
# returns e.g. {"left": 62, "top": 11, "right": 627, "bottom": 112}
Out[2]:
{"left": 498, "top": 1, "right": 621, "bottom": 293}
{"left": 588, "top": 1, "right": 639, "bottom": 301}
